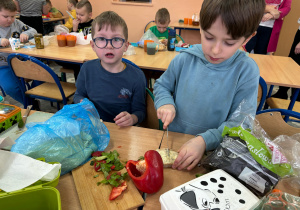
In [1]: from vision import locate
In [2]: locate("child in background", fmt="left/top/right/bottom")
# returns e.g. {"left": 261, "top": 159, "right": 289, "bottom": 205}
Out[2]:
{"left": 154, "top": 0, "right": 265, "bottom": 170}
{"left": 149, "top": 8, "right": 172, "bottom": 45}
{"left": 0, "top": 0, "right": 37, "bottom": 65}
{"left": 0, "top": 0, "right": 37, "bottom": 103}
{"left": 43, "top": 0, "right": 62, "bottom": 34}
{"left": 72, "top": 0, "right": 92, "bottom": 36}
{"left": 74, "top": 11, "right": 146, "bottom": 126}
{"left": 64, "top": 0, "right": 78, "bottom": 32}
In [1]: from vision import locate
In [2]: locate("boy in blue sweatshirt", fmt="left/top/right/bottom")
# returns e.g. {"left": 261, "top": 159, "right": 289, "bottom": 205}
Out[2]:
{"left": 74, "top": 11, "right": 146, "bottom": 127}
{"left": 154, "top": 0, "right": 265, "bottom": 170}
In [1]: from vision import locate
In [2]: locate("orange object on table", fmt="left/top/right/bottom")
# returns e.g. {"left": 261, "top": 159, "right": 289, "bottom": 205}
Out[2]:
{"left": 66, "top": 35, "right": 76, "bottom": 47}
{"left": 184, "top": 18, "right": 188, "bottom": 24}
{"left": 57, "top": 35, "right": 67, "bottom": 47}
{"left": 188, "top": 18, "right": 193, "bottom": 25}
{"left": 144, "top": 40, "right": 154, "bottom": 52}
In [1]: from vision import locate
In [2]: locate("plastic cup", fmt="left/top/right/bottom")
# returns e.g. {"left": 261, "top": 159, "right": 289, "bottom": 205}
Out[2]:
{"left": 57, "top": 35, "right": 67, "bottom": 47}
{"left": 188, "top": 18, "right": 193, "bottom": 25}
{"left": 144, "top": 40, "right": 154, "bottom": 52}
{"left": 66, "top": 35, "right": 76, "bottom": 47}
{"left": 147, "top": 42, "right": 158, "bottom": 55}
{"left": 184, "top": 18, "right": 188, "bottom": 24}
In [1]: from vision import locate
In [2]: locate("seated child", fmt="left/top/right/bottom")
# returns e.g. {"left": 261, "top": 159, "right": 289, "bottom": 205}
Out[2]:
{"left": 0, "top": 0, "right": 37, "bottom": 103}
{"left": 64, "top": 0, "right": 78, "bottom": 32}
{"left": 73, "top": 11, "right": 146, "bottom": 127}
{"left": 72, "top": 0, "right": 92, "bottom": 36}
{"left": 154, "top": 0, "right": 265, "bottom": 170}
{"left": 149, "top": 8, "right": 172, "bottom": 45}
{"left": 43, "top": 0, "right": 62, "bottom": 34}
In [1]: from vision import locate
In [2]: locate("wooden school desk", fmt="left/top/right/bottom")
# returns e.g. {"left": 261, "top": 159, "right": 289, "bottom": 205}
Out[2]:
{"left": 18, "top": 109, "right": 299, "bottom": 210}
{"left": 170, "top": 22, "right": 200, "bottom": 36}
{"left": 43, "top": 16, "right": 68, "bottom": 23}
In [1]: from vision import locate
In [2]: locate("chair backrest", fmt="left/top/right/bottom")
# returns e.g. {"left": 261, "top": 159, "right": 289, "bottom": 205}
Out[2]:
{"left": 176, "top": 34, "right": 185, "bottom": 43}
{"left": 7, "top": 53, "right": 67, "bottom": 104}
{"left": 144, "top": 21, "right": 156, "bottom": 33}
{"left": 257, "top": 76, "right": 267, "bottom": 112}
{"left": 256, "top": 109, "right": 300, "bottom": 139}
{"left": 139, "top": 88, "right": 163, "bottom": 130}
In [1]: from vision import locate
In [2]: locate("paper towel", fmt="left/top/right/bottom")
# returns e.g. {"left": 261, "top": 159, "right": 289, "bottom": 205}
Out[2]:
{"left": 0, "top": 150, "right": 61, "bottom": 192}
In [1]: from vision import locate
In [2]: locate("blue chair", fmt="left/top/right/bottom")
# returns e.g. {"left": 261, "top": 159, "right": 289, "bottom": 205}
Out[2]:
{"left": 7, "top": 53, "right": 76, "bottom": 110}
{"left": 257, "top": 76, "right": 268, "bottom": 113}
{"left": 256, "top": 109, "right": 300, "bottom": 139}
{"left": 144, "top": 20, "right": 156, "bottom": 33}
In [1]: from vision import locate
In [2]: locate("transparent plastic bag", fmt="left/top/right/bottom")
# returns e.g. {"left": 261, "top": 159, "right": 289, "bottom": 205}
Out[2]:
{"left": 11, "top": 99, "right": 110, "bottom": 175}
{"left": 54, "top": 24, "right": 69, "bottom": 35}
{"left": 137, "top": 29, "right": 160, "bottom": 48}
{"left": 201, "top": 100, "right": 294, "bottom": 197}
{"left": 123, "top": 45, "right": 136, "bottom": 55}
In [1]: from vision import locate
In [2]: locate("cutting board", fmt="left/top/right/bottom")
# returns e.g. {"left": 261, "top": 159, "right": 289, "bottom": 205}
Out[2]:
{"left": 72, "top": 160, "right": 145, "bottom": 210}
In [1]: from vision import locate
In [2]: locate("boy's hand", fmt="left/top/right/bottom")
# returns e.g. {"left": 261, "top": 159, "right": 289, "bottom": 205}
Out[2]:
{"left": 295, "top": 42, "right": 300, "bottom": 54}
{"left": 157, "top": 104, "right": 176, "bottom": 129}
{"left": 72, "top": 19, "right": 80, "bottom": 31}
{"left": 20, "top": 34, "right": 29, "bottom": 43}
{"left": 172, "top": 136, "right": 206, "bottom": 171}
{"left": 114, "top": 112, "right": 138, "bottom": 127}
{"left": 161, "top": 39, "right": 168, "bottom": 46}
{"left": 1, "top": 38, "right": 10, "bottom": 47}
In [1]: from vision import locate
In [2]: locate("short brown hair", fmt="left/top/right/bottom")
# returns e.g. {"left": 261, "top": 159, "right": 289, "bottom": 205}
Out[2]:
{"left": 76, "top": 0, "right": 92, "bottom": 13}
{"left": 155, "top": 8, "right": 170, "bottom": 24}
{"left": 92, "top": 11, "right": 128, "bottom": 41}
{"left": 200, "top": 0, "right": 265, "bottom": 39}
{"left": 0, "top": 0, "right": 17, "bottom": 12}
{"left": 68, "top": 0, "right": 78, "bottom": 7}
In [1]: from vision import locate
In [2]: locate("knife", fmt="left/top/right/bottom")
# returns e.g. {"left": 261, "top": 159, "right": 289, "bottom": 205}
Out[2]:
{"left": 66, "top": 10, "right": 75, "bottom": 20}
{"left": 18, "top": 105, "right": 32, "bottom": 130}
{"left": 166, "top": 127, "right": 170, "bottom": 158}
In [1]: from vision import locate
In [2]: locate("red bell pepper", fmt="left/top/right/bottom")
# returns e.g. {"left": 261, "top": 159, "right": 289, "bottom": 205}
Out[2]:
{"left": 126, "top": 150, "right": 164, "bottom": 194}
{"left": 109, "top": 181, "right": 127, "bottom": 200}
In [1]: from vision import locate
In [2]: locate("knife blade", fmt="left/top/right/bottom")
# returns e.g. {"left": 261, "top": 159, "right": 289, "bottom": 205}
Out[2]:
{"left": 166, "top": 127, "right": 170, "bottom": 158}
{"left": 18, "top": 105, "right": 32, "bottom": 130}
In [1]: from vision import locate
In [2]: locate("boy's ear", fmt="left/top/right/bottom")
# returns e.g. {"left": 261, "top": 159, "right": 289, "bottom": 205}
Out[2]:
{"left": 90, "top": 39, "right": 95, "bottom": 51}
{"left": 124, "top": 41, "right": 129, "bottom": 52}
{"left": 243, "top": 32, "right": 256, "bottom": 46}
{"left": 88, "top": 12, "right": 92, "bottom": 19}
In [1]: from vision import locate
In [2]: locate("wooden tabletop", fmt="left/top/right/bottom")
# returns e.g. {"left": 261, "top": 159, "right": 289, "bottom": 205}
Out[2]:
{"left": 19, "top": 110, "right": 300, "bottom": 209}
{"left": 170, "top": 21, "right": 201, "bottom": 30}
{"left": 43, "top": 16, "right": 68, "bottom": 23}
{"left": 2, "top": 37, "right": 300, "bottom": 88}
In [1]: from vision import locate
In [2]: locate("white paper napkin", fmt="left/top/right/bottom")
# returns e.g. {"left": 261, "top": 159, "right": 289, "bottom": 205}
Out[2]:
{"left": 0, "top": 137, "right": 15, "bottom": 149}
{"left": 0, "top": 150, "right": 61, "bottom": 192}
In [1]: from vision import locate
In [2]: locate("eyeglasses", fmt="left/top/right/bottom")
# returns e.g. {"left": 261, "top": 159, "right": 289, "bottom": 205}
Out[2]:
{"left": 93, "top": 37, "right": 125, "bottom": 49}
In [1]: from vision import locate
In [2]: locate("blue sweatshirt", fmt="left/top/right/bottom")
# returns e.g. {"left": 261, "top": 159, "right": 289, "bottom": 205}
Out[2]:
{"left": 154, "top": 44, "right": 259, "bottom": 151}
{"left": 74, "top": 59, "right": 146, "bottom": 124}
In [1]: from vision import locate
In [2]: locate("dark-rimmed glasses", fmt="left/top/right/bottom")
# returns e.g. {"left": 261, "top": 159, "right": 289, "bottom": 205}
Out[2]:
{"left": 93, "top": 37, "right": 125, "bottom": 49}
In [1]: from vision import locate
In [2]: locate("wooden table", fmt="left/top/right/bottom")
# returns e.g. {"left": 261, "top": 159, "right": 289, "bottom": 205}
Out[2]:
{"left": 170, "top": 22, "right": 200, "bottom": 36}
{"left": 18, "top": 110, "right": 300, "bottom": 209}
{"left": 43, "top": 16, "right": 68, "bottom": 23}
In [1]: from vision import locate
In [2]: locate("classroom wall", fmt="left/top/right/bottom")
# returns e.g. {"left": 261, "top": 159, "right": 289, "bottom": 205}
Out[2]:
{"left": 275, "top": 0, "right": 300, "bottom": 56}
{"left": 51, "top": 0, "right": 203, "bottom": 44}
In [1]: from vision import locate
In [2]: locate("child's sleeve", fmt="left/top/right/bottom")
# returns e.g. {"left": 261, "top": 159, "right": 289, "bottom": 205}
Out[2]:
{"left": 154, "top": 58, "right": 180, "bottom": 109}
{"left": 74, "top": 65, "right": 88, "bottom": 103}
{"left": 16, "top": 20, "right": 37, "bottom": 38}
{"left": 64, "top": 10, "right": 76, "bottom": 32}
{"left": 131, "top": 73, "right": 147, "bottom": 124}
{"left": 199, "top": 70, "right": 260, "bottom": 151}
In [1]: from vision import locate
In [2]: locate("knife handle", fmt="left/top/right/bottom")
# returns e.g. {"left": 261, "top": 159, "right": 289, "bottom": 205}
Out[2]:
{"left": 23, "top": 105, "right": 32, "bottom": 117}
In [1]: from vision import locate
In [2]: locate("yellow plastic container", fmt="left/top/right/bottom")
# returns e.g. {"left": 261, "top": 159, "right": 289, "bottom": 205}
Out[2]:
{"left": 0, "top": 103, "right": 21, "bottom": 133}
{"left": 0, "top": 159, "right": 61, "bottom": 210}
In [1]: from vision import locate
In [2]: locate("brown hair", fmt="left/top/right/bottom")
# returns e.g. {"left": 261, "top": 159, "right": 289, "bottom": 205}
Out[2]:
{"left": 68, "top": 0, "right": 78, "bottom": 7}
{"left": 92, "top": 11, "right": 128, "bottom": 41}
{"left": 0, "top": 0, "right": 17, "bottom": 12}
{"left": 76, "top": 0, "right": 92, "bottom": 13}
{"left": 155, "top": 8, "right": 170, "bottom": 24}
{"left": 200, "top": 0, "right": 265, "bottom": 39}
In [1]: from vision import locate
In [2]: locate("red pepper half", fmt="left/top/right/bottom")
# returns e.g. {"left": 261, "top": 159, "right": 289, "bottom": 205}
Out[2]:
{"left": 126, "top": 150, "right": 164, "bottom": 194}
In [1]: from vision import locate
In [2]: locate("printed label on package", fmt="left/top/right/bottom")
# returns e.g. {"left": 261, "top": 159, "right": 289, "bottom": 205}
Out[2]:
{"left": 238, "top": 167, "right": 266, "bottom": 193}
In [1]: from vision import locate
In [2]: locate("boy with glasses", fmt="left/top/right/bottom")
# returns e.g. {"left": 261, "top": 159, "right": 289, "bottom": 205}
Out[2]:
{"left": 74, "top": 11, "right": 146, "bottom": 127}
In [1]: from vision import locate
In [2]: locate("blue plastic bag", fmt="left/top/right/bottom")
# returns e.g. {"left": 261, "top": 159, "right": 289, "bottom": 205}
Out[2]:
{"left": 11, "top": 99, "right": 110, "bottom": 175}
